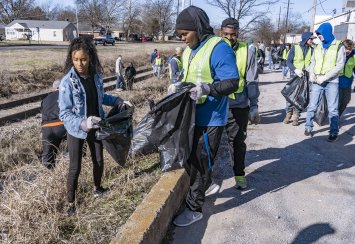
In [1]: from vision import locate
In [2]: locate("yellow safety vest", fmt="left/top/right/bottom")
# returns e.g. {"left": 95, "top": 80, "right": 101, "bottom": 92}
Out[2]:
{"left": 340, "top": 55, "right": 355, "bottom": 78}
{"left": 229, "top": 41, "right": 247, "bottom": 99}
{"left": 182, "top": 36, "right": 223, "bottom": 104}
{"left": 314, "top": 40, "right": 342, "bottom": 75}
{"left": 168, "top": 56, "right": 182, "bottom": 79}
{"left": 155, "top": 57, "right": 162, "bottom": 66}
{"left": 282, "top": 49, "right": 289, "bottom": 60}
{"left": 293, "top": 44, "right": 312, "bottom": 69}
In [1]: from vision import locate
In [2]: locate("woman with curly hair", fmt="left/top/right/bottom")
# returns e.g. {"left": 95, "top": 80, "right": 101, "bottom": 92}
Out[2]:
{"left": 59, "top": 37, "right": 130, "bottom": 216}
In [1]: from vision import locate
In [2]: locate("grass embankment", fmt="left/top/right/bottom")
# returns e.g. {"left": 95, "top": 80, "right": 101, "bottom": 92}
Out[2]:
{"left": 0, "top": 42, "right": 181, "bottom": 98}
{"left": 0, "top": 76, "right": 170, "bottom": 242}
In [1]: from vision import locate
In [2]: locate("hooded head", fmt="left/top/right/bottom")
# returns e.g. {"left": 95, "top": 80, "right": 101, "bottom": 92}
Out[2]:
{"left": 176, "top": 6, "right": 214, "bottom": 49}
{"left": 300, "top": 31, "right": 315, "bottom": 47}
{"left": 315, "top": 23, "right": 335, "bottom": 49}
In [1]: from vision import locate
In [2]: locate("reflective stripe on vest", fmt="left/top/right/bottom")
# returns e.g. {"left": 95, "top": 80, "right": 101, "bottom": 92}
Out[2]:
{"left": 182, "top": 36, "right": 222, "bottom": 104}
{"left": 229, "top": 41, "right": 247, "bottom": 100}
{"left": 293, "top": 45, "right": 312, "bottom": 69}
{"left": 169, "top": 57, "right": 182, "bottom": 79}
{"left": 340, "top": 55, "right": 355, "bottom": 78}
{"left": 314, "top": 40, "right": 341, "bottom": 75}
{"left": 155, "top": 57, "right": 162, "bottom": 65}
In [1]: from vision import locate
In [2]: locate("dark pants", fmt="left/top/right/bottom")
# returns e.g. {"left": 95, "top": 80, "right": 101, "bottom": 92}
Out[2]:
{"left": 185, "top": 126, "right": 224, "bottom": 212}
{"left": 41, "top": 125, "right": 66, "bottom": 169}
{"left": 126, "top": 77, "right": 134, "bottom": 90}
{"left": 339, "top": 88, "right": 351, "bottom": 117}
{"left": 225, "top": 107, "right": 249, "bottom": 177}
{"left": 67, "top": 131, "right": 104, "bottom": 203}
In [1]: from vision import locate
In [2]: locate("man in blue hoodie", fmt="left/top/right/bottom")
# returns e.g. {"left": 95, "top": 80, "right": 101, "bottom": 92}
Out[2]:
{"left": 284, "top": 32, "right": 315, "bottom": 126}
{"left": 305, "top": 22, "right": 346, "bottom": 142}
{"left": 338, "top": 39, "right": 355, "bottom": 117}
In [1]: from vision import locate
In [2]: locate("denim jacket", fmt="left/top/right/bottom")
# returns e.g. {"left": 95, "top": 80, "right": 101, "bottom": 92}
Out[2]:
{"left": 59, "top": 67, "right": 118, "bottom": 139}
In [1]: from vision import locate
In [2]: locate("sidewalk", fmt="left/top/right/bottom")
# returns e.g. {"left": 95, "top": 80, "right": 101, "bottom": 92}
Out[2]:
{"left": 171, "top": 70, "right": 355, "bottom": 243}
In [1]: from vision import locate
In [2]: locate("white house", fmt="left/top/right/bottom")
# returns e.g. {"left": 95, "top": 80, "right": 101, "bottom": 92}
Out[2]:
{"left": 313, "top": 7, "right": 355, "bottom": 41}
{"left": 5, "top": 20, "right": 77, "bottom": 42}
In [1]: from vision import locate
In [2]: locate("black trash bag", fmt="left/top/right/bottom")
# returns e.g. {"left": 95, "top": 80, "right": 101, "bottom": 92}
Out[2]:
{"left": 132, "top": 83, "right": 196, "bottom": 172}
{"left": 281, "top": 75, "right": 309, "bottom": 110}
{"left": 314, "top": 93, "right": 329, "bottom": 126}
{"left": 96, "top": 103, "right": 133, "bottom": 166}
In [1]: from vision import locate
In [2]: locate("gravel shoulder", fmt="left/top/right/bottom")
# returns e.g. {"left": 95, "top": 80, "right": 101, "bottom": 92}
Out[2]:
{"left": 171, "top": 70, "right": 355, "bottom": 244}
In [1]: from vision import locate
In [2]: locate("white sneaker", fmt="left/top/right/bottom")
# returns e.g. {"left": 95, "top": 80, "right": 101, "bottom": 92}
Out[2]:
{"left": 205, "top": 182, "right": 220, "bottom": 197}
{"left": 173, "top": 208, "right": 203, "bottom": 227}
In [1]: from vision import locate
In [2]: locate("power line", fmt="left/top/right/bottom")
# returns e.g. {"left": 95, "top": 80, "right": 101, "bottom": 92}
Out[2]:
{"left": 303, "top": 0, "right": 329, "bottom": 14}
{"left": 319, "top": 0, "right": 330, "bottom": 14}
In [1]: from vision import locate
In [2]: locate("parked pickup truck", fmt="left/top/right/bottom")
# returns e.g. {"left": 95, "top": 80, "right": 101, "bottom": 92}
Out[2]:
{"left": 93, "top": 35, "right": 115, "bottom": 46}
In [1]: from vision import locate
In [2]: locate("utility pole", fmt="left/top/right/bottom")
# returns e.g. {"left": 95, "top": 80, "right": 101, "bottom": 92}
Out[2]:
{"left": 277, "top": 6, "right": 281, "bottom": 31}
{"left": 75, "top": 5, "right": 79, "bottom": 37}
{"left": 310, "top": 0, "right": 317, "bottom": 32}
{"left": 284, "top": 0, "right": 291, "bottom": 43}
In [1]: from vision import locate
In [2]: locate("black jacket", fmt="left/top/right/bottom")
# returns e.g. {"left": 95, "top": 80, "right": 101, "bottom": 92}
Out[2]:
{"left": 41, "top": 90, "right": 61, "bottom": 125}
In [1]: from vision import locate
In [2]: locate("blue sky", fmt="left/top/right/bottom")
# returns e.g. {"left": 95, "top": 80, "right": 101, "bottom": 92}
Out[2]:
{"left": 36, "top": 0, "right": 341, "bottom": 26}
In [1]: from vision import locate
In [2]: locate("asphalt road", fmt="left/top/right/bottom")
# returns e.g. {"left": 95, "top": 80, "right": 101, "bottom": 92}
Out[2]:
{"left": 171, "top": 70, "right": 355, "bottom": 244}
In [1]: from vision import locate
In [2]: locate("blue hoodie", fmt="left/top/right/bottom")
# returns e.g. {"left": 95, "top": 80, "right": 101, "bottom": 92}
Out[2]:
{"left": 339, "top": 50, "right": 355, "bottom": 89}
{"left": 316, "top": 23, "right": 335, "bottom": 49}
{"left": 286, "top": 32, "right": 313, "bottom": 71}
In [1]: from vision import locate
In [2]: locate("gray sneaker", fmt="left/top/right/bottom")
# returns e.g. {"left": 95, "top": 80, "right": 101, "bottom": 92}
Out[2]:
{"left": 205, "top": 182, "right": 220, "bottom": 197}
{"left": 173, "top": 208, "right": 203, "bottom": 227}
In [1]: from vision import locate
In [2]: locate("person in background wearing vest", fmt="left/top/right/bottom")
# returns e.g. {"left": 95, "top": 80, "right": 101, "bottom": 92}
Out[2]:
{"left": 41, "top": 80, "right": 67, "bottom": 169}
{"left": 305, "top": 23, "right": 346, "bottom": 142}
{"left": 150, "top": 49, "right": 158, "bottom": 75}
{"left": 219, "top": 18, "right": 260, "bottom": 191}
{"left": 338, "top": 39, "right": 354, "bottom": 117}
{"left": 154, "top": 52, "right": 163, "bottom": 79}
{"left": 170, "top": 6, "right": 239, "bottom": 227}
{"left": 281, "top": 43, "right": 291, "bottom": 79}
{"left": 284, "top": 32, "right": 315, "bottom": 126}
{"left": 169, "top": 46, "right": 183, "bottom": 83}
{"left": 115, "top": 55, "right": 124, "bottom": 91}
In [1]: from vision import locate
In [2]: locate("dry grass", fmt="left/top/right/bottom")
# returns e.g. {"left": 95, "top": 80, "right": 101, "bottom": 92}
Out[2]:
{"left": 0, "top": 42, "right": 182, "bottom": 98}
{"left": 0, "top": 77, "right": 170, "bottom": 243}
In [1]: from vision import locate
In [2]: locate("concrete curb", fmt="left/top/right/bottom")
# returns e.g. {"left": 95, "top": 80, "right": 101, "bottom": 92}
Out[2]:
{"left": 111, "top": 168, "right": 189, "bottom": 244}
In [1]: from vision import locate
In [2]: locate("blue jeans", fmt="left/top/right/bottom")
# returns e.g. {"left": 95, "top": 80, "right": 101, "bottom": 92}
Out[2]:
{"left": 268, "top": 55, "right": 274, "bottom": 70}
{"left": 305, "top": 82, "right": 339, "bottom": 135}
{"left": 282, "top": 66, "right": 289, "bottom": 77}
{"left": 116, "top": 74, "right": 124, "bottom": 89}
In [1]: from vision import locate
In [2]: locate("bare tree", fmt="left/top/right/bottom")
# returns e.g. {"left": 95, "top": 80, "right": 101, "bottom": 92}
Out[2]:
{"left": 56, "top": 6, "right": 77, "bottom": 22}
{"left": 76, "top": 0, "right": 103, "bottom": 34}
{"left": 141, "top": 8, "right": 160, "bottom": 36}
{"left": 147, "top": 0, "right": 175, "bottom": 41}
{"left": 100, "top": 0, "right": 124, "bottom": 33}
{"left": 121, "top": 0, "right": 141, "bottom": 39}
{"left": 0, "top": 0, "right": 36, "bottom": 24}
{"left": 206, "top": 0, "right": 279, "bottom": 35}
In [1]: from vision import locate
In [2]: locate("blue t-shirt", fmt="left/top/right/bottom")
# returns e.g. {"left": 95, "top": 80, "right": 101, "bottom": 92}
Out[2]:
{"left": 191, "top": 36, "right": 239, "bottom": 126}
{"left": 339, "top": 50, "right": 355, "bottom": 89}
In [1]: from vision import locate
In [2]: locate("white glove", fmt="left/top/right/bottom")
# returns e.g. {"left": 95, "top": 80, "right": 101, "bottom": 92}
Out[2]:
{"left": 189, "top": 82, "right": 210, "bottom": 101}
{"left": 294, "top": 69, "right": 304, "bottom": 78}
{"left": 167, "top": 84, "right": 177, "bottom": 95}
{"left": 316, "top": 75, "right": 327, "bottom": 85}
{"left": 123, "top": 100, "right": 133, "bottom": 107}
{"left": 310, "top": 73, "right": 316, "bottom": 82}
{"left": 249, "top": 107, "right": 261, "bottom": 125}
{"left": 80, "top": 116, "right": 101, "bottom": 132}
